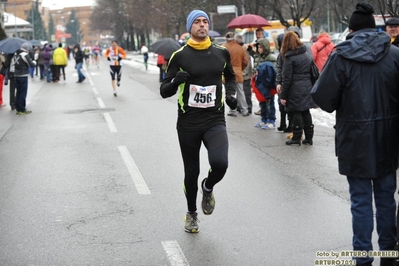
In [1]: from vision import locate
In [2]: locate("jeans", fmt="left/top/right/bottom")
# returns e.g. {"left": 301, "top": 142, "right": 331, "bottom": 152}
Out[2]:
{"left": 39, "top": 65, "right": 45, "bottom": 79}
{"left": 76, "top": 62, "right": 85, "bottom": 81}
{"left": 14, "top": 76, "right": 28, "bottom": 112}
{"left": 347, "top": 173, "right": 397, "bottom": 265}
{"left": 45, "top": 64, "right": 52, "bottom": 82}
{"left": 259, "top": 95, "right": 276, "bottom": 123}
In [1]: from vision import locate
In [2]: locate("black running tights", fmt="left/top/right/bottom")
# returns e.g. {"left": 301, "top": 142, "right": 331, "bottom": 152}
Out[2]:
{"left": 177, "top": 124, "right": 229, "bottom": 213}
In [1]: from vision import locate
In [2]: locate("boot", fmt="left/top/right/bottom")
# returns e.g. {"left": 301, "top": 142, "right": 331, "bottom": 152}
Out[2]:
{"left": 286, "top": 126, "right": 302, "bottom": 146}
{"left": 302, "top": 124, "right": 314, "bottom": 145}
{"left": 284, "top": 113, "right": 293, "bottom": 133}
{"left": 277, "top": 111, "right": 287, "bottom": 131}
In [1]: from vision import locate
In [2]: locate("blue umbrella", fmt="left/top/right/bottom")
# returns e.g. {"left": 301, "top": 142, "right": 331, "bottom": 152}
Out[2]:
{"left": 209, "top": 30, "right": 221, "bottom": 37}
{"left": 0, "top": 37, "right": 31, "bottom": 54}
{"left": 29, "top": 39, "right": 42, "bottom": 47}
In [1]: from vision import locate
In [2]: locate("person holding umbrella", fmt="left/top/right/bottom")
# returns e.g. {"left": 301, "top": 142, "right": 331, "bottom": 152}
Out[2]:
{"left": 13, "top": 43, "right": 36, "bottom": 115}
{"left": 160, "top": 9, "right": 237, "bottom": 233}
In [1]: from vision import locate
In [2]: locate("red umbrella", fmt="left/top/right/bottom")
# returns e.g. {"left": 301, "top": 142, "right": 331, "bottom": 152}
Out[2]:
{"left": 227, "top": 14, "right": 271, "bottom": 29}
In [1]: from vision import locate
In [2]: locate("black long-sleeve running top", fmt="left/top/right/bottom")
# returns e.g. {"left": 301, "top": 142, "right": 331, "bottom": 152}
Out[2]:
{"left": 160, "top": 43, "right": 236, "bottom": 131}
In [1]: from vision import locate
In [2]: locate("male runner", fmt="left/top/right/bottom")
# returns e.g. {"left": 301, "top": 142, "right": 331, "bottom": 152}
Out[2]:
{"left": 105, "top": 40, "right": 126, "bottom": 97}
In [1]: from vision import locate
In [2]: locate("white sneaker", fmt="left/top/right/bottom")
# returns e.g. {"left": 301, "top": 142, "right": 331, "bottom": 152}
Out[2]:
{"left": 227, "top": 110, "right": 238, "bottom": 117}
{"left": 254, "top": 122, "right": 266, "bottom": 128}
{"left": 261, "top": 122, "right": 276, "bottom": 130}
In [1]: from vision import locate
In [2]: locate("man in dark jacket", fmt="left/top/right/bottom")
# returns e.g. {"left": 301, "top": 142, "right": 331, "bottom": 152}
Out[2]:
{"left": 311, "top": 3, "right": 399, "bottom": 266}
{"left": 385, "top": 17, "right": 399, "bottom": 47}
{"left": 14, "top": 43, "right": 36, "bottom": 115}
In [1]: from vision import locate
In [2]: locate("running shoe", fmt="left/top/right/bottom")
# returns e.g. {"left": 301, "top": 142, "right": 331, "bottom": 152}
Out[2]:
{"left": 184, "top": 212, "right": 199, "bottom": 233}
{"left": 201, "top": 178, "right": 215, "bottom": 215}
{"left": 113, "top": 92, "right": 117, "bottom": 97}
{"left": 16, "top": 110, "right": 32, "bottom": 115}
{"left": 117, "top": 79, "right": 120, "bottom": 87}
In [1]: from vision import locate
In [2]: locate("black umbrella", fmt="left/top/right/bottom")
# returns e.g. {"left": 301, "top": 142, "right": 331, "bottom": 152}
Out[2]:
{"left": 151, "top": 38, "right": 181, "bottom": 60}
{"left": 0, "top": 37, "right": 31, "bottom": 54}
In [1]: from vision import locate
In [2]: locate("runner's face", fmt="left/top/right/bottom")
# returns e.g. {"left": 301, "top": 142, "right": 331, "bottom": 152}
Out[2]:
{"left": 112, "top": 42, "right": 117, "bottom": 48}
{"left": 387, "top": 25, "right": 399, "bottom": 37}
{"left": 190, "top": 16, "right": 209, "bottom": 41}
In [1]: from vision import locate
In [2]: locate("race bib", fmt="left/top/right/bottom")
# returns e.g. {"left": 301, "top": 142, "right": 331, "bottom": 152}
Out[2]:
{"left": 188, "top": 84, "right": 216, "bottom": 108}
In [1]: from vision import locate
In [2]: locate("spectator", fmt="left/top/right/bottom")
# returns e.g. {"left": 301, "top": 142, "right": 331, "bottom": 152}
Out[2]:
{"left": 73, "top": 44, "right": 85, "bottom": 83}
{"left": 53, "top": 43, "right": 68, "bottom": 82}
{"left": 311, "top": 3, "right": 399, "bottom": 266}
{"left": 223, "top": 32, "right": 249, "bottom": 117}
{"left": 311, "top": 31, "right": 335, "bottom": 71}
{"left": 157, "top": 54, "right": 166, "bottom": 82}
{"left": 385, "top": 17, "right": 399, "bottom": 47}
{"left": 13, "top": 43, "right": 36, "bottom": 115}
{"left": 43, "top": 44, "right": 53, "bottom": 82}
{"left": 280, "top": 32, "right": 316, "bottom": 145}
{"left": 252, "top": 38, "right": 277, "bottom": 129}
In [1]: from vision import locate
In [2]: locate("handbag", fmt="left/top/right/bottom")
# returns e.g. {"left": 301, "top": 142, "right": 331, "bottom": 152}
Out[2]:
{"left": 309, "top": 59, "right": 320, "bottom": 85}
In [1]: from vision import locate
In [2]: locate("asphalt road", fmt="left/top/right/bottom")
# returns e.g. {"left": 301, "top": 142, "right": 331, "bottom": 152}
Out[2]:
{"left": 0, "top": 53, "right": 388, "bottom": 266}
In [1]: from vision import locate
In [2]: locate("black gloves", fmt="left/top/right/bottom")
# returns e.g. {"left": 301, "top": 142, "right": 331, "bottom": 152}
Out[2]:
{"left": 118, "top": 56, "right": 122, "bottom": 61}
{"left": 107, "top": 57, "right": 111, "bottom": 61}
{"left": 226, "top": 95, "right": 237, "bottom": 110}
{"left": 172, "top": 71, "right": 189, "bottom": 85}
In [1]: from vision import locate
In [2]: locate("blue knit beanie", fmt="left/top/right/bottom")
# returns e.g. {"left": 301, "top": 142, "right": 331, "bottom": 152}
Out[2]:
{"left": 186, "top": 10, "right": 210, "bottom": 32}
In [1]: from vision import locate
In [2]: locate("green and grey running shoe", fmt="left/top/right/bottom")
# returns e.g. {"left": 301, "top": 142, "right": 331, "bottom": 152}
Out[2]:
{"left": 184, "top": 212, "right": 199, "bottom": 233}
{"left": 201, "top": 179, "right": 215, "bottom": 215}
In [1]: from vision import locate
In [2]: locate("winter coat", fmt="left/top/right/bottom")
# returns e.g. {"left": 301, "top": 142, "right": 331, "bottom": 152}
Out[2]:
{"left": 13, "top": 49, "right": 36, "bottom": 77}
{"left": 311, "top": 29, "right": 399, "bottom": 178}
{"left": 311, "top": 33, "right": 335, "bottom": 71}
{"left": 53, "top": 47, "right": 68, "bottom": 66}
{"left": 253, "top": 61, "right": 277, "bottom": 101}
{"left": 392, "top": 36, "right": 399, "bottom": 47}
{"left": 223, "top": 40, "right": 248, "bottom": 83}
{"left": 74, "top": 49, "right": 84, "bottom": 64}
{"left": 37, "top": 50, "right": 44, "bottom": 65}
{"left": 43, "top": 46, "right": 53, "bottom": 65}
{"left": 253, "top": 38, "right": 276, "bottom": 71}
{"left": 280, "top": 45, "right": 316, "bottom": 112}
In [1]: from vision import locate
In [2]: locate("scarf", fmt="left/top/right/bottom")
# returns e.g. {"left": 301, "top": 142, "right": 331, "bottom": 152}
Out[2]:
{"left": 187, "top": 37, "right": 211, "bottom": 50}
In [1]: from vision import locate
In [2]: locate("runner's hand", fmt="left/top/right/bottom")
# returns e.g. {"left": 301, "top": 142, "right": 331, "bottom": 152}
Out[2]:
{"left": 118, "top": 56, "right": 122, "bottom": 61}
{"left": 107, "top": 57, "right": 111, "bottom": 61}
{"left": 172, "top": 71, "right": 189, "bottom": 85}
{"left": 226, "top": 95, "right": 237, "bottom": 110}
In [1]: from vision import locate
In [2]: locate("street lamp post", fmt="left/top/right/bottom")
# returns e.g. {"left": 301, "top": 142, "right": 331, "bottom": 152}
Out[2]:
{"left": 31, "top": 1, "right": 35, "bottom": 39}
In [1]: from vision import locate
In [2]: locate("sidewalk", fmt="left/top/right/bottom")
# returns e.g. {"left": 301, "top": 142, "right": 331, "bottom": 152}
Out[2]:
{"left": 125, "top": 51, "right": 158, "bottom": 66}
{"left": 0, "top": 63, "right": 77, "bottom": 139}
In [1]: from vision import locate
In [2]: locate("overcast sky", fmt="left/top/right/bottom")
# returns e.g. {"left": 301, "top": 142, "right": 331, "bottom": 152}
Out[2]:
{"left": 41, "top": 0, "right": 95, "bottom": 9}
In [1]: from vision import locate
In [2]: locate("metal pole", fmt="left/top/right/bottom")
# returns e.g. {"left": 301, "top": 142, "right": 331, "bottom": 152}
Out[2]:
{"left": 14, "top": 0, "right": 16, "bottom": 36}
{"left": 327, "top": 0, "right": 330, "bottom": 33}
{"left": 242, "top": 0, "right": 245, "bottom": 15}
{"left": 31, "top": 1, "right": 35, "bottom": 39}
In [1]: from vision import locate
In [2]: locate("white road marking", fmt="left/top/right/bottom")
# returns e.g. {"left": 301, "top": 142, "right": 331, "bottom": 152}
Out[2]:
{"left": 96, "top": 97, "right": 106, "bottom": 108}
{"left": 92, "top": 87, "right": 99, "bottom": 95}
{"left": 162, "top": 240, "right": 190, "bottom": 266}
{"left": 103, "top": 113, "right": 118, "bottom": 133}
{"left": 118, "top": 146, "right": 151, "bottom": 195}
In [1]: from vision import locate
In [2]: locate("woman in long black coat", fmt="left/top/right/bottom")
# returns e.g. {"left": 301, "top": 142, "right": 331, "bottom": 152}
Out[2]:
{"left": 280, "top": 31, "right": 316, "bottom": 146}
